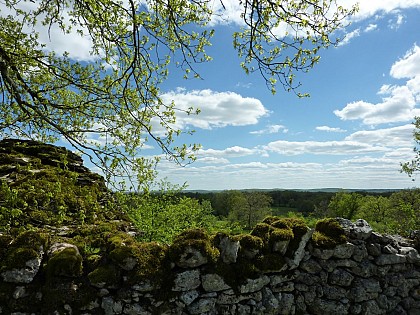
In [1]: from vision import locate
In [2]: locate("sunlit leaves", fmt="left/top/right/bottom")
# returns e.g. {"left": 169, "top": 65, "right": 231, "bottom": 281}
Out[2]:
{"left": 401, "top": 116, "right": 420, "bottom": 178}
{"left": 0, "top": 0, "right": 357, "bottom": 190}
{"left": 233, "top": 0, "right": 358, "bottom": 95}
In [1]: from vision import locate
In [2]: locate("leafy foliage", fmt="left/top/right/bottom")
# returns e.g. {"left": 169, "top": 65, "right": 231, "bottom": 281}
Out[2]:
{"left": 117, "top": 182, "right": 217, "bottom": 243}
{"left": 0, "top": 0, "right": 357, "bottom": 186}
{"left": 318, "top": 189, "right": 420, "bottom": 236}
{"left": 402, "top": 116, "right": 420, "bottom": 179}
{"left": 227, "top": 191, "right": 273, "bottom": 230}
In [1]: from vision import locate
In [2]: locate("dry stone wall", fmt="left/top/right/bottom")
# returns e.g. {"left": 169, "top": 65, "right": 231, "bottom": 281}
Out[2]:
{"left": 0, "top": 219, "right": 419, "bottom": 315}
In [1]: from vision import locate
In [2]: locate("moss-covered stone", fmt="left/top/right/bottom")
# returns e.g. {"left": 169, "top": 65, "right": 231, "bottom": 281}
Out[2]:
{"left": 168, "top": 229, "right": 220, "bottom": 266}
{"left": 250, "top": 223, "right": 275, "bottom": 245}
{"left": 0, "top": 139, "right": 130, "bottom": 232}
{"left": 12, "top": 230, "right": 48, "bottom": 250}
{"left": 234, "top": 234, "right": 264, "bottom": 251}
{"left": 255, "top": 253, "right": 287, "bottom": 272}
{"left": 0, "top": 234, "right": 12, "bottom": 258}
{"left": 46, "top": 247, "right": 83, "bottom": 278}
{"left": 214, "top": 258, "right": 260, "bottom": 291}
{"left": 88, "top": 264, "right": 120, "bottom": 287}
{"left": 1, "top": 247, "right": 39, "bottom": 271}
{"left": 312, "top": 218, "right": 347, "bottom": 249}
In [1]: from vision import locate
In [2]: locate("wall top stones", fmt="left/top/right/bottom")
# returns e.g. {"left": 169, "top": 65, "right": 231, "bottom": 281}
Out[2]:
{"left": 0, "top": 218, "right": 419, "bottom": 315}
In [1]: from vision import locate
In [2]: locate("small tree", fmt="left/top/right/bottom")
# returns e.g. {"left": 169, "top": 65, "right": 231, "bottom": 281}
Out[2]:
{"left": 402, "top": 117, "right": 420, "bottom": 179}
{"left": 118, "top": 182, "right": 216, "bottom": 243}
{"left": 327, "top": 192, "right": 361, "bottom": 220}
{"left": 228, "top": 191, "right": 272, "bottom": 229}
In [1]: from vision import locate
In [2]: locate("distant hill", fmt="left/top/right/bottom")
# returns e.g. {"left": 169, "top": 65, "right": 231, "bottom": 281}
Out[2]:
{"left": 183, "top": 188, "right": 401, "bottom": 194}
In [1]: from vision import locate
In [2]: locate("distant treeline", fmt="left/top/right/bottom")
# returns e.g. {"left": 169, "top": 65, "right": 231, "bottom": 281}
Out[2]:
{"left": 179, "top": 189, "right": 395, "bottom": 217}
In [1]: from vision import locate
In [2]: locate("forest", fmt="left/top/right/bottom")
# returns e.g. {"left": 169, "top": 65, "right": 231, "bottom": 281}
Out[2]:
{"left": 116, "top": 187, "right": 420, "bottom": 243}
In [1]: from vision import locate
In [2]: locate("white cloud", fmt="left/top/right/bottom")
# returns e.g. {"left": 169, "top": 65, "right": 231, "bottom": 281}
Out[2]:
{"left": 338, "top": 28, "right": 361, "bottom": 46}
{"left": 342, "top": 0, "right": 420, "bottom": 21}
{"left": 334, "top": 85, "right": 417, "bottom": 125}
{"left": 335, "top": 44, "right": 420, "bottom": 125}
{"left": 345, "top": 124, "right": 414, "bottom": 147}
{"left": 207, "top": 0, "right": 244, "bottom": 26}
{"left": 315, "top": 126, "right": 347, "bottom": 133}
{"left": 364, "top": 24, "right": 378, "bottom": 32}
{"left": 250, "top": 124, "right": 288, "bottom": 135}
{"left": 155, "top": 156, "right": 413, "bottom": 190}
{"left": 388, "top": 13, "right": 405, "bottom": 29}
{"left": 390, "top": 44, "right": 420, "bottom": 80}
{"left": 198, "top": 146, "right": 258, "bottom": 158}
{"left": 196, "top": 156, "right": 230, "bottom": 164}
{"left": 263, "top": 140, "right": 388, "bottom": 156}
{"left": 0, "top": 1, "right": 96, "bottom": 61}
{"left": 161, "top": 89, "right": 268, "bottom": 130}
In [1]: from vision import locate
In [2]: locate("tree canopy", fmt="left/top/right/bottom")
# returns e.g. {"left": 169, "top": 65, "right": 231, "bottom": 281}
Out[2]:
{"left": 402, "top": 117, "right": 420, "bottom": 179}
{"left": 0, "top": 0, "right": 357, "bottom": 188}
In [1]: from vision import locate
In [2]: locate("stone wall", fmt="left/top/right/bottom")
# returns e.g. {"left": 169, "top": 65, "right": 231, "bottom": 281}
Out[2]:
{"left": 0, "top": 218, "right": 419, "bottom": 315}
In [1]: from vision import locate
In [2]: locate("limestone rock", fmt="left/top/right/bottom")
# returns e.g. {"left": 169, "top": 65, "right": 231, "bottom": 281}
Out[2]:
{"left": 172, "top": 269, "right": 201, "bottom": 291}
{"left": 287, "top": 227, "right": 313, "bottom": 269}
{"left": 202, "top": 273, "right": 231, "bottom": 292}
{"left": 176, "top": 246, "right": 208, "bottom": 268}
{"left": 239, "top": 275, "right": 270, "bottom": 294}
{"left": 337, "top": 218, "right": 372, "bottom": 240}
{"left": 187, "top": 298, "right": 217, "bottom": 314}
{"left": 333, "top": 242, "right": 355, "bottom": 259}
{"left": 399, "top": 247, "right": 420, "bottom": 265}
{"left": 329, "top": 268, "right": 354, "bottom": 287}
{"left": 218, "top": 236, "right": 240, "bottom": 264}
{"left": 376, "top": 254, "right": 407, "bottom": 265}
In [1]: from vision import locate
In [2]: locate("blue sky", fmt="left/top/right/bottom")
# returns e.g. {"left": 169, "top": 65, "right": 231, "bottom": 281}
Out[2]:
{"left": 6, "top": 0, "right": 420, "bottom": 190}
{"left": 151, "top": 1, "right": 420, "bottom": 190}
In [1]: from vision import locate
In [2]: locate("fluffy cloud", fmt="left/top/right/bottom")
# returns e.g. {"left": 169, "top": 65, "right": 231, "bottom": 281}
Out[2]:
{"left": 197, "top": 146, "right": 258, "bottom": 158}
{"left": 161, "top": 89, "right": 268, "bottom": 130}
{"left": 263, "top": 140, "right": 388, "bottom": 156}
{"left": 334, "top": 85, "right": 417, "bottom": 125}
{"left": 315, "top": 126, "right": 347, "bottom": 133}
{"left": 390, "top": 44, "right": 420, "bottom": 80}
{"left": 250, "top": 124, "right": 288, "bottom": 135}
{"left": 344, "top": 124, "right": 414, "bottom": 147}
{"left": 342, "top": 0, "right": 420, "bottom": 21}
{"left": 335, "top": 44, "right": 420, "bottom": 125}
{"left": 338, "top": 29, "right": 361, "bottom": 46}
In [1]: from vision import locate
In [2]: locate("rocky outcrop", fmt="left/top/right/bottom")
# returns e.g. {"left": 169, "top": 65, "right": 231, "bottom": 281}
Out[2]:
{"left": 0, "top": 138, "right": 106, "bottom": 189}
{"left": 0, "top": 219, "right": 419, "bottom": 314}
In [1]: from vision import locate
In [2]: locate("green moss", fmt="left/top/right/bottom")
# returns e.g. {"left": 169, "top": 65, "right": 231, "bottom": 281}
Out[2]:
{"left": 12, "top": 230, "right": 48, "bottom": 250}
{"left": 234, "top": 234, "right": 264, "bottom": 251}
{"left": 0, "top": 234, "right": 12, "bottom": 257}
{"left": 250, "top": 223, "right": 275, "bottom": 244}
{"left": 174, "top": 228, "right": 210, "bottom": 242}
{"left": 1, "top": 247, "right": 39, "bottom": 270}
{"left": 214, "top": 258, "right": 260, "bottom": 290}
{"left": 46, "top": 247, "right": 83, "bottom": 278}
{"left": 270, "top": 228, "right": 294, "bottom": 242}
{"left": 88, "top": 264, "right": 120, "bottom": 286}
{"left": 256, "top": 253, "right": 287, "bottom": 272}
{"left": 108, "top": 231, "right": 136, "bottom": 249}
{"left": 85, "top": 254, "right": 102, "bottom": 272}
{"left": 270, "top": 220, "right": 291, "bottom": 229}
{"left": 262, "top": 216, "right": 281, "bottom": 225}
{"left": 132, "top": 242, "right": 169, "bottom": 281}
{"left": 312, "top": 218, "right": 347, "bottom": 249}
{"left": 168, "top": 229, "right": 220, "bottom": 265}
